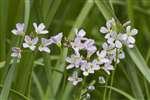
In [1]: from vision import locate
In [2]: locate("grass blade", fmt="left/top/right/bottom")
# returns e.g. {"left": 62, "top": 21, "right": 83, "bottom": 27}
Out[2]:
{"left": 100, "top": 86, "right": 136, "bottom": 100}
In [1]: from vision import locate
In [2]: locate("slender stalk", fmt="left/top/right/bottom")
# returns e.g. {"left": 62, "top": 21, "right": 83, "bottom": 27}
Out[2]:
{"left": 103, "top": 77, "right": 109, "bottom": 100}
{"left": 0, "top": 59, "right": 17, "bottom": 100}
{"left": 108, "top": 49, "right": 118, "bottom": 100}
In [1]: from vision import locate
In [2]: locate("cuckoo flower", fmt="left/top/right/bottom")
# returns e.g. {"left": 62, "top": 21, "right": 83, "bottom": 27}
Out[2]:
{"left": 66, "top": 54, "right": 83, "bottom": 69}
{"left": 106, "top": 32, "right": 123, "bottom": 49}
{"left": 103, "top": 63, "right": 114, "bottom": 75}
{"left": 121, "top": 26, "right": 138, "bottom": 48}
{"left": 71, "top": 29, "right": 87, "bottom": 52}
{"left": 23, "top": 35, "right": 38, "bottom": 51}
{"left": 11, "top": 23, "right": 25, "bottom": 35}
{"left": 84, "top": 39, "right": 97, "bottom": 57}
{"left": 38, "top": 38, "right": 51, "bottom": 53}
{"left": 11, "top": 47, "right": 21, "bottom": 59}
{"left": 81, "top": 60, "right": 100, "bottom": 76}
{"left": 68, "top": 71, "right": 83, "bottom": 85}
{"left": 50, "top": 32, "right": 63, "bottom": 46}
{"left": 100, "top": 18, "right": 115, "bottom": 34}
{"left": 96, "top": 50, "right": 109, "bottom": 64}
{"left": 33, "top": 23, "right": 48, "bottom": 34}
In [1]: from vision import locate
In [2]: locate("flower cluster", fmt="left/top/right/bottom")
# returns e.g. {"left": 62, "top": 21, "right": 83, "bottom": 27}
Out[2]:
{"left": 11, "top": 23, "right": 63, "bottom": 59}
{"left": 66, "top": 18, "right": 138, "bottom": 98}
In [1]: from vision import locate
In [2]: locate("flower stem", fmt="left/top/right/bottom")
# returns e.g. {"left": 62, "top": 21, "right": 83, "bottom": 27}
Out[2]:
{"left": 108, "top": 49, "right": 118, "bottom": 100}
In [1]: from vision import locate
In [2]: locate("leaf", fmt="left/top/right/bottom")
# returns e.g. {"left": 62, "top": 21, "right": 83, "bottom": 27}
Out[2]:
{"left": 100, "top": 86, "right": 136, "bottom": 100}
{"left": 0, "top": 61, "right": 5, "bottom": 68}
{"left": 127, "top": 47, "right": 150, "bottom": 83}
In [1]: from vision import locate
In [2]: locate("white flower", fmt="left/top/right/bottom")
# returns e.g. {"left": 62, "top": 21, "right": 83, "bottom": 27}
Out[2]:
{"left": 11, "top": 47, "right": 21, "bottom": 59}
{"left": 71, "top": 29, "right": 87, "bottom": 51}
{"left": 99, "top": 76, "right": 105, "bottom": 84}
{"left": 38, "top": 38, "right": 51, "bottom": 53}
{"left": 66, "top": 54, "right": 83, "bottom": 69}
{"left": 84, "top": 39, "right": 97, "bottom": 57}
{"left": 68, "top": 71, "right": 82, "bottom": 85}
{"left": 96, "top": 50, "right": 109, "bottom": 64}
{"left": 50, "top": 32, "right": 63, "bottom": 46}
{"left": 106, "top": 32, "right": 123, "bottom": 49}
{"left": 23, "top": 35, "right": 38, "bottom": 51}
{"left": 120, "top": 26, "right": 138, "bottom": 48}
{"left": 100, "top": 18, "right": 115, "bottom": 34}
{"left": 103, "top": 63, "right": 114, "bottom": 75}
{"left": 81, "top": 60, "right": 100, "bottom": 76}
{"left": 102, "top": 42, "right": 114, "bottom": 51}
{"left": 33, "top": 23, "right": 48, "bottom": 34}
{"left": 11, "top": 23, "right": 24, "bottom": 35}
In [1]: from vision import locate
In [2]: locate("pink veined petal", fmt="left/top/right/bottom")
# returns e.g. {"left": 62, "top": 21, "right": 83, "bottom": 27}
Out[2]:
{"left": 131, "top": 29, "right": 138, "bottom": 36}
{"left": 100, "top": 50, "right": 106, "bottom": 57}
{"left": 126, "top": 26, "right": 131, "bottom": 33}
{"left": 120, "top": 34, "right": 128, "bottom": 41}
{"left": 39, "top": 30, "right": 49, "bottom": 34}
{"left": 100, "top": 27, "right": 108, "bottom": 33}
{"left": 38, "top": 23, "right": 45, "bottom": 30}
{"left": 128, "top": 44, "right": 134, "bottom": 48}
{"left": 24, "top": 35, "right": 31, "bottom": 43}
{"left": 66, "top": 64, "right": 74, "bottom": 69}
{"left": 128, "top": 36, "right": 135, "bottom": 44}
{"left": 115, "top": 40, "right": 122, "bottom": 48}
{"left": 78, "top": 29, "right": 86, "bottom": 37}
{"left": 65, "top": 57, "right": 72, "bottom": 63}
{"left": 107, "top": 38, "right": 114, "bottom": 44}
{"left": 16, "top": 23, "right": 24, "bottom": 31}
{"left": 11, "top": 29, "right": 17, "bottom": 35}
{"left": 43, "top": 47, "right": 50, "bottom": 53}
{"left": 23, "top": 43, "right": 29, "bottom": 48}
{"left": 32, "top": 37, "right": 39, "bottom": 44}
{"left": 33, "top": 23, "right": 38, "bottom": 30}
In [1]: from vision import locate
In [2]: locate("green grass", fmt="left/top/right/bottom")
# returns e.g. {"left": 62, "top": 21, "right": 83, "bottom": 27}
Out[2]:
{"left": 0, "top": 0, "right": 150, "bottom": 100}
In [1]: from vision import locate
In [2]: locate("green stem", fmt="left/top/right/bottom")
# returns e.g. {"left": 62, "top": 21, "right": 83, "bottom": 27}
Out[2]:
{"left": 103, "top": 77, "right": 109, "bottom": 100}
{"left": 108, "top": 49, "right": 118, "bottom": 100}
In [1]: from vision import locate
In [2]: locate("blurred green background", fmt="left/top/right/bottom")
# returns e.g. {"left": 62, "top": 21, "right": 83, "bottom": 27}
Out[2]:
{"left": 0, "top": 0, "right": 150, "bottom": 100}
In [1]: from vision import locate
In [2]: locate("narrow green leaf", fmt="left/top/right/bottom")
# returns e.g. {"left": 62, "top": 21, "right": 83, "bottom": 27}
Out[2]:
{"left": 33, "top": 72, "right": 44, "bottom": 99}
{"left": 127, "top": 47, "right": 150, "bottom": 83}
{"left": 100, "top": 86, "right": 136, "bottom": 100}
{"left": 0, "top": 84, "right": 30, "bottom": 100}
{"left": 0, "top": 59, "right": 17, "bottom": 100}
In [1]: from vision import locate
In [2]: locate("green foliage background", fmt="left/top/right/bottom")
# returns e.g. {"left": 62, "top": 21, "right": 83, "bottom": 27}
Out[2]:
{"left": 0, "top": 0, "right": 150, "bottom": 100}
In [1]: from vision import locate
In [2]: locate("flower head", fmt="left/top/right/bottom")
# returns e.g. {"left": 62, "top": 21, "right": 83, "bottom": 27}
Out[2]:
{"left": 33, "top": 23, "right": 48, "bottom": 34}
{"left": 38, "top": 38, "right": 51, "bottom": 53}
{"left": 11, "top": 47, "right": 21, "bottom": 59}
{"left": 11, "top": 23, "right": 25, "bottom": 35}
{"left": 68, "top": 71, "right": 83, "bottom": 85}
{"left": 23, "top": 35, "right": 38, "bottom": 51}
